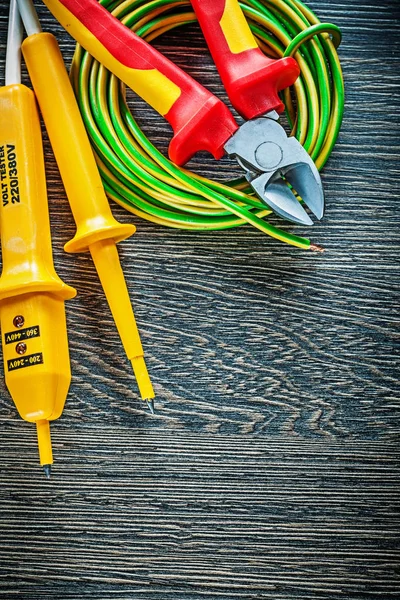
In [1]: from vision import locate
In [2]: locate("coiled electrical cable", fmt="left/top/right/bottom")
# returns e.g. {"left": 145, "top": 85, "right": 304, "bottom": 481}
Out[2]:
{"left": 70, "top": 0, "right": 344, "bottom": 250}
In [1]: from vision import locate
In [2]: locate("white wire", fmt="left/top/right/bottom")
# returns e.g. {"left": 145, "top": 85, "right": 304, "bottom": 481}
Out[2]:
{"left": 16, "top": 0, "right": 42, "bottom": 36}
{"left": 5, "top": 0, "right": 24, "bottom": 85}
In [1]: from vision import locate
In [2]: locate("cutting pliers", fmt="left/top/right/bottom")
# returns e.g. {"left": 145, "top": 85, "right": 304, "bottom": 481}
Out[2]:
{"left": 41, "top": 0, "right": 324, "bottom": 226}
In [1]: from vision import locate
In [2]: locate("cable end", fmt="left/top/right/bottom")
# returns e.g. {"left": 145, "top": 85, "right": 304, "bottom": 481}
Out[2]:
{"left": 310, "top": 243, "right": 325, "bottom": 253}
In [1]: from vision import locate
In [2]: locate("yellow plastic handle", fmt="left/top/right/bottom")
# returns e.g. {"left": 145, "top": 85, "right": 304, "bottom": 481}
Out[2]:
{"left": 21, "top": 33, "right": 135, "bottom": 253}
{"left": 218, "top": 0, "right": 259, "bottom": 54}
{"left": 0, "top": 84, "right": 76, "bottom": 469}
{"left": 0, "top": 293, "right": 72, "bottom": 424}
{"left": 0, "top": 84, "right": 76, "bottom": 298}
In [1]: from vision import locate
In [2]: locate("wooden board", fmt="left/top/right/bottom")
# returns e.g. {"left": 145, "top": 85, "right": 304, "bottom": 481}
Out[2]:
{"left": 0, "top": 1, "right": 399, "bottom": 598}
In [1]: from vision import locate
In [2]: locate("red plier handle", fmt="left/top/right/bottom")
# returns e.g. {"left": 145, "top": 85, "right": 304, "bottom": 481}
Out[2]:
{"left": 42, "top": 0, "right": 239, "bottom": 165}
{"left": 42, "top": 0, "right": 298, "bottom": 164}
{"left": 190, "top": 0, "right": 300, "bottom": 119}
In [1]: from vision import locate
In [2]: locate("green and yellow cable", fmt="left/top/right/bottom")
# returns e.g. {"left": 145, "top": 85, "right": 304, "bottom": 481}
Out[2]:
{"left": 70, "top": 0, "right": 344, "bottom": 250}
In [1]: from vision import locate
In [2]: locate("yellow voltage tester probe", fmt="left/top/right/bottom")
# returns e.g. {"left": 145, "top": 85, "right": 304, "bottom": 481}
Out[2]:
{"left": 0, "top": 0, "right": 76, "bottom": 477}
{"left": 16, "top": 0, "right": 155, "bottom": 412}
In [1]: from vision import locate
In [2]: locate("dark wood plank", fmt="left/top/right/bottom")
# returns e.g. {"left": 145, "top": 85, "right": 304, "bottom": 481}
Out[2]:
{"left": 0, "top": 0, "right": 399, "bottom": 598}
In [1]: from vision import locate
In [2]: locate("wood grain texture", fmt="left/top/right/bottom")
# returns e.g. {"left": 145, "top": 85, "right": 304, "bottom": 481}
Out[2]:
{"left": 0, "top": 0, "right": 399, "bottom": 598}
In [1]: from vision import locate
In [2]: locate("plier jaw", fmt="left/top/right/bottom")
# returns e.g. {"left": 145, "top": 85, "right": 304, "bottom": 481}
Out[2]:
{"left": 224, "top": 112, "right": 325, "bottom": 226}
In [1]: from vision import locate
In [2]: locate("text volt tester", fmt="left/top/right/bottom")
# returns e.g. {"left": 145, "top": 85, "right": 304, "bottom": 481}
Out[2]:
{"left": 0, "top": 0, "right": 76, "bottom": 477}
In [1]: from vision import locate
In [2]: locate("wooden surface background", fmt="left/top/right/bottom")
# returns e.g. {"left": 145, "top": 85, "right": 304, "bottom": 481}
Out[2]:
{"left": 0, "top": 1, "right": 399, "bottom": 598}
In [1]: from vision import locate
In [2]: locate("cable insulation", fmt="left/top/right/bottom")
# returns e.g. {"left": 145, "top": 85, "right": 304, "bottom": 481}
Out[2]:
{"left": 5, "top": 0, "right": 24, "bottom": 86}
{"left": 16, "top": 0, "right": 42, "bottom": 36}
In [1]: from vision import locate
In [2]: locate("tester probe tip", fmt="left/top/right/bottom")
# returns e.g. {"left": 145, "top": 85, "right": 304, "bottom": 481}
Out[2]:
{"left": 146, "top": 399, "right": 155, "bottom": 414}
{"left": 43, "top": 464, "right": 52, "bottom": 479}
{"left": 131, "top": 356, "right": 154, "bottom": 404}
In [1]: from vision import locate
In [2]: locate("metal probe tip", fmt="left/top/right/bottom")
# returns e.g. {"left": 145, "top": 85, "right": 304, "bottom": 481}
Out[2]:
{"left": 43, "top": 464, "right": 52, "bottom": 479}
{"left": 146, "top": 399, "right": 155, "bottom": 414}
